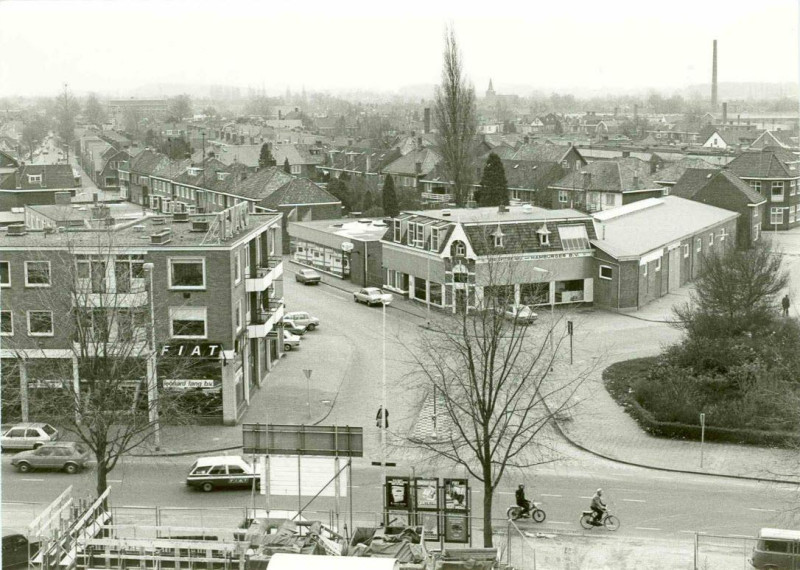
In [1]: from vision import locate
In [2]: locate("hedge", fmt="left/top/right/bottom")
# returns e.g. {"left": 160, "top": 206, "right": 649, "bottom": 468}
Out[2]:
{"left": 604, "top": 359, "right": 800, "bottom": 448}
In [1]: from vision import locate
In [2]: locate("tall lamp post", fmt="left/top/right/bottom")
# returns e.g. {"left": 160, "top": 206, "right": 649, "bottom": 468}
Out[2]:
{"left": 381, "top": 298, "right": 387, "bottom": 485}
{"left": 142, "top": 263, "right": 161, "bottom": 450}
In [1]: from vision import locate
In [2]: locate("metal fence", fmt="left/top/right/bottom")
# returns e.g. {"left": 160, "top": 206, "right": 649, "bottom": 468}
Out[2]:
{"left": 695, "top": 533, "right": 767, "bottom": 570}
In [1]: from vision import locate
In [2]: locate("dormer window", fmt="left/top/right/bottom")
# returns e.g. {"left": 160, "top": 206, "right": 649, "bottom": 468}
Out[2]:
{"left": 537, "top": 223, "right": 551, "bottom": 246}
{"left": 27, "top": 174, "right": 42, "bottom": 184}
{"left": 187, "top": 167, "right": 202, "bottom": 176}
{"left": 451, "top": 240, "right": 466, "bottom": 257}
{"left": 492, "top": 225, "right": 505, "bottom": 248}
{"left": 217, "top": 172, "right": 229, "bottom": 181}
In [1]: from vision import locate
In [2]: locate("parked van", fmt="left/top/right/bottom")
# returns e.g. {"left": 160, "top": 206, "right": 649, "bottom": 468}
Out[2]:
{"left": 186, "top": 456, "right": 259, "bottom": 493}
{"left": 749, "top": 528, "right": 800, "bottom": 569}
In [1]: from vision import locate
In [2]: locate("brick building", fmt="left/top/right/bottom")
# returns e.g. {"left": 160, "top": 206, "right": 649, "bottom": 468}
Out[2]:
{"left": 0, "top": 164, "right": 81, "bottom": 210}
{"left": 0, "top": 203, "right": 284, "bottom": 425}
{"left": 591, "top": 197, "right": 739, "bottom": 310}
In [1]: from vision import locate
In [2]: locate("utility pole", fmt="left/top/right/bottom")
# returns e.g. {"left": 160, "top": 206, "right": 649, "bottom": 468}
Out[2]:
{"left": 63, "top": 83, "right": 71, "bottom": 164}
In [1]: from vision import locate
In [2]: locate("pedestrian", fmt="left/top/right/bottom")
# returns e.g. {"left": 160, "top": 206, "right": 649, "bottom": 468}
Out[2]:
{"left": 782, "top": 294, "right": 790, "bottom": 317}
{"left": 376, "top": 406, "right": 389, "bottom": 428}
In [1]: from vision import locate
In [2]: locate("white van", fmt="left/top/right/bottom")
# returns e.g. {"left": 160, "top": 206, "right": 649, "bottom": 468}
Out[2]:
{"left": 186, "top": 456, "right": 259, "bottom": 493}
{"left": 749, "top": 528, "right": 800, "bottom": 569}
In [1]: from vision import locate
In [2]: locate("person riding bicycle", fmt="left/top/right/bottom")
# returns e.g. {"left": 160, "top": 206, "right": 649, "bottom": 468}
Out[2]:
{"left": 515, "top": 484, "right": 531, "bottom": 517}
{"left": 590, "top": 488, "right": 607, "bottom": 525}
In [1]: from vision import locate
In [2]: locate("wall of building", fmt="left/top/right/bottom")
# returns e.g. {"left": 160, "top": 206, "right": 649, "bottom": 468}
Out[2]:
{"left": 0, "top": 190, "right": 76, "bottom": 211}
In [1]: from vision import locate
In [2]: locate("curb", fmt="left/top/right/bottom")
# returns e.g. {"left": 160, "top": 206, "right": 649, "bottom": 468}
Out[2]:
{"left": 550, "top": 417, "right": 800, "bottom": 486}
{"left": 130, "top": 445, "right": 242, "bottom": 458}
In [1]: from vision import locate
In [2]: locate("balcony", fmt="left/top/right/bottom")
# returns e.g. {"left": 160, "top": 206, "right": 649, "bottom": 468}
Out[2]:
{"left": 246, "top": 257, "right": 283, "bottom": 293}
{"left": 247, "top": 301, "right": 285, "bottom": 339}
{"left": 421, "top": 192, "right": 453, "bottom": 203}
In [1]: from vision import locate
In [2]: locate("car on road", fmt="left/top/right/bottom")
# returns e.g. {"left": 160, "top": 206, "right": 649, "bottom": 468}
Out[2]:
{"left": 283, "top": 330, "right": 301, "bottom": 351}
{"left": 282, "top": 319, "right": 308, "bottom": 336}
{"left": 3, "top": 532, "right": 40, "bottom": 569}
{"left": 502, "top": 304, "right": 538, "bottom": 324}
{"left": 1, "top": 423, "right": 59, "bottom": 450}
{"left": 283, "top": 311, "right": 320, "bottom": 331}
{"left": 186, "top": 456, "right": 259, "bottom": 492}
{"left": 353, "top": 287, "right": 393, "bottom": 306}
{"left": 295, "top": 269, "right": 322, "bottom": 285}
{"left": 11, "top": 441, "right": 91, "bottom": 474}
{"left": 749, "top": 528, "right": 800, "bottom": 569}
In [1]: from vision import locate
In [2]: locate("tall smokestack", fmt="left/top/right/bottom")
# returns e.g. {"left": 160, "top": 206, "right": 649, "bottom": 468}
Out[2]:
{"left": 711, "top": 39, "right": 718, "bottom": 109}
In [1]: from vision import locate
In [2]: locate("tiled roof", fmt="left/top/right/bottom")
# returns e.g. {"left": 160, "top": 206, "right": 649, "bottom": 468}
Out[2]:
{"left": 128, "top": 150, "right": 172, "bottom": 176}
{"left": 501, "top": 159, "right": 563, "bottom": 190}
{"left": 273, "top": 143, "right": 325, "bottom": 167}
{"left": 510, "top": 143, "right": 574, "bottom": 163}
{"left": 751, "top": 130, "right": 799, "bottom": 150}
{"left": 151, "top": 157, "right": 192, "bottom": 179}
{"left": 726, "top": 147, "right": 800, "bottom": 179}
{"left": 550, "top": 157, "right": 660, "bottom": 192}
{"left": 382, "top": 147, "right": 442, "bottom": 177}
{"left": 325, "top": 147, "right": 402, "bottom": 174}
{"left": 463, "top": 218, "right": 597, "bottom": 256}
{"left": 203, "top": 144, "right": 262, "bottom": 168}
{"left": 671, "top": 169, "right": 765, "bottom": 205}
{"left": 592, "top": 196, "right": 739, "bottom": 259}
{"left": 653, "top": 157, "right": 716, "bottom": 184}
{"left": 0, "top": 164, "right": 78, "bottom": 190}
{"left": 258, "top": 178, "right": 340, "bottom": 209}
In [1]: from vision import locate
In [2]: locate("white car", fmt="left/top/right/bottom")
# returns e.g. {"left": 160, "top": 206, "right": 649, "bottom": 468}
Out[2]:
{"left": 353, "top": 287, "right": 393, "bottom": 306}
{"left": 283, "top": 311, "right": 320, "bottom": 331}
{"left": 283, "top": 330, "right": 301, "bottom": 351}
{"left": 1, "top": 423, "right": 59, "bottom": 450}
{"left": 503, "top": 304, "right": 538, "bottom": 324}
{"left": 186, "top": 456, "right": 259, "bottom": 492}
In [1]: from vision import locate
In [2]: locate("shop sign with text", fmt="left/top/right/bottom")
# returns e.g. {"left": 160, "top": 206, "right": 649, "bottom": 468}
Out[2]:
{"left": 159, "top": 343, "right": 223, "bottom": 358}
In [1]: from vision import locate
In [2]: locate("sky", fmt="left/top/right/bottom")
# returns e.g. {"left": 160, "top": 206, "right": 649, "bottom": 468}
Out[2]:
{"left": 0, "top": 0, "right": 797, "bottom": 98}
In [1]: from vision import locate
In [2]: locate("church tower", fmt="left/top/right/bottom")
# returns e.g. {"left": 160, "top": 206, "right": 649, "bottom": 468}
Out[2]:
{"left": 486, "top": 78, "right": 496, "bottom": 99}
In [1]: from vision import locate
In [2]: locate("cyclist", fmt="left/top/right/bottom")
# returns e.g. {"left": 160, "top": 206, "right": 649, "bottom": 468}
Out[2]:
{"left": 590, "top": 488, "right": 607, "bottom": 525}
{"left": 515, "top": 484, "right": 531, "bottom": 518}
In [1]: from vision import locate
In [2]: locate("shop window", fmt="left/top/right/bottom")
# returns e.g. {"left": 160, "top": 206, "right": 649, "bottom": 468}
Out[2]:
{"left": 169, "top": 258, "right": 206, "bottom": 289}
{"left": 430, "top": 283, "right": 443, "bottom": 305}
{"left": 27, "top": 310, "right": 54, "bottom": 336}
{"left": 170, "top": 307, "right": 207, "bottom": 339}
{"left": 25, "top": 261, "right": 51, "bottom": 287}
{"left": 521, "top": 282, "right": 549, "bottom": 305}
{"left": 0, "top": 310, "right": 12, "bottom": 335}
{"left": 555, "top": 280, "right": 584, "bottom": 303}
{"left": 599, "top": 265, "right": 613, "bottom": 280}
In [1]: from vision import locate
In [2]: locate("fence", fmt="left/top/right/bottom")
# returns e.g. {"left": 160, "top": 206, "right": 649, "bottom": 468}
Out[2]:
{"left": 695, "top": 534, "right": 767, "bottom": 570}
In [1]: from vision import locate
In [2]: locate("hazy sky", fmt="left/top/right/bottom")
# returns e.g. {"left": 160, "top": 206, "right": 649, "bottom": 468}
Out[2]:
{"left": 0, "top": 0, "right": 797, "bottom": 98}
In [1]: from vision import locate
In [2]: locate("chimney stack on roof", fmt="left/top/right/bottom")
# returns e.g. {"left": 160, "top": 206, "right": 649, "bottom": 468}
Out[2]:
{"left": 711, "top": 39, "right": 719, "bottom": 109}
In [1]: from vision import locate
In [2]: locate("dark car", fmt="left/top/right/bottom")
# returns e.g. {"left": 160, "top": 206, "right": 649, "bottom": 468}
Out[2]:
{"left": 281, "top": 319, "right": 308, "bottom": 336}
{"left": 295, "top": 269, "right": 322, "bottom": 285}
{"left": 2, "top": 533, "right": 39, "bottom": 569}
{"left": 11, "top": 441, "right": 91, "bottom": 474}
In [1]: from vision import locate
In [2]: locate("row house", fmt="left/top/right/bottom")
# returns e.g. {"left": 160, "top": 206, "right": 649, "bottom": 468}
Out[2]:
{"left": 726, "top": 147, "right": 800, "bottom": 230}
{"left": 382, "top": 147, "right": 442, "bottom": 191}
{"left": 0, "top": 164, "right": 80, "bottom": 211}
{"left": 381, "top": 204, "right": 598, "bottom": 313}
{"left": 317, "top": 147, "right": 402, "bottom": 189}
{"left": 0, "top": 203, "right": 285, "bottom": 425}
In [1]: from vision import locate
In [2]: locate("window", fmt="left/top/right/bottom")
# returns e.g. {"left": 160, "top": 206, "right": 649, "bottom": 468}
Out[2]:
{"left": 291, "top": 165, "right": 301, "bottom": 174}
{"left": 558, "top": 191, "right": 568, "bottom": 204}
{"left": 558, "top": 225, "right": 590, "bottom": 250}
{"left": 655, "top": 258, "right": 661, "bottom": 272}
{"left": 169, "top": 307, "right": 207, "bottom": 339}
{"left": 753, "top": 207, "right": 759, "bottom": 219}
{"left": 561, "top": 160, "right": 569, "bottom": 169}
{"left": 770, "top": 207, "right": 784, "bottom": 226}
{"left": 27, "top": 174, "right": 42, "bottom": 184}
{"left": 430, "top": 228, "right": 440, "bottom": 251}
{"left": 683, "top": 244, "right": 689, "bottom": 258}
{"left": 696, "top": 237, "right": 702, "bottom": 253}
{"left": 407, "top": 222, "right": 415, "bottom": 246}
{"left": 451, "top": 240, "right": 466, "bottom": 257}
{"left": 719, "top": 227, "right": 728, "bottom": 242}
{"left": 114, "top": 255, "right": 145, "bottom": 293}
{"left": 753, "top": 223, "right": 761, "bottom": 241}
{"left": 169, "top": 258, "right": 205, "bottom": 289}
{"left": 0, "top": 261, "right": 9, "bottom": 286}
{"left": 599, "top": 265, "right": 613, "bottom": 280}
{"left": 604, "top": 193, "right": 615, "bottom": 206}
{"left": 750, "top": 180, "right": 762, "bottom": 193}
{"left": 25, "top": 261, "right": 51, "bottom": 287}
{"left": 708, "top": 232, "right": 714, "bottom": 247}
{"left": 393, "top": 220, "right": 401, "bottom": 242}
{"left": 27, "top": 311, "right": 54, "bottom": 336}
{"left": 791, "top": 206, "right": 797, "bottom": 224}
{"left": 244, "top": 244, "right": 251, "bottom": 278}
{"left": 771, "top": 181, "right": 785, "bottom": 201}
{"left": 234, "top": 251, "right": 241, "bottom": 283}
{"left": 493, "top": 227, "right": 505, "bottom": 248}
{"left": 235, "top": 300, "right": 242, "bottom": 331}
{"left": 415, "top": 223, "right": 425, "bottom": 247}
{"left": 791, "top": 180, "right": 797, "bottom": 196}
{"left": 642, "top": 263, "right": 648, "bottom": 277}
{"left": 0, "top": 310, "right": 12, "bottom": 335}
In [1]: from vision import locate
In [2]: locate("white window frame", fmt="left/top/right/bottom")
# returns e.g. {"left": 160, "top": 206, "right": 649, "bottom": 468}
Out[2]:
{"left": 430, "top": 228, "right": 440, "bottom": 251}
{"left": 683, "top": 244, "right": 689, "bottom": 258}
{"left": 791, "top": 180, "right": 797, "bottom": 196}
{"left": 168, "top": 258, "right": 206, "bottom": 290}
{"left": 539, "top": 233, "right": 550, "bottom": 246}
{"left": 0, "top": 260, "right": 9, "bottom": 287}
{"left": 655, "top": 258, "right": 661, "bottom": 272}
{"left": 558, "top": 191, "right": 568, "bottom": 203}
{"left": 770, "top": 207, "right": 784, "bottom": 226}
{"left": 24, "top": 261, "right": 51, "bottom": 288}
{"left": 393, "top": 220, "right": 401, "bottom": 242}
{"left": 754, "top": 223, "right": 761, "bottom": 241}
{"left": 642, "top": 263, "right": 648, "bottom": 277}
{"left": 753, "top": 207, "right": 759, "bottom": 219}
{"left": 235, "top": 300, "right": 242, "bottom": 332}
{"left": 599, "top": 265, "right": 613, "bottom": 280}
{"left": 290, "top": 164, "right": 301, "bottom": 175}
{"left": 719, "top": 227, "right": 728, "bottom": 242}
{"left": 696, "top": 238, "right": 702, "bottom": 253}
{"left": 415, "top": 223, "right": 425, "bottom": 248}
{"left": 169, "top": 306, "right": 208, "bottom": 339}
{"left": 791, "top": 206, "right": 797, "bottom": 224}
{"left": 751, "top": 180, "right": 762, "bottom": 193}
{"left": 0, "top": 310, "right": 12, "bottom": 336}
{"left": 234, "top": 250, "right": 242, "bottom": 284}
{"left": 708, "top": 232, "right": 714, "bottom": 247}
{"left": 27, "top": 174, "right": 42, "bottom": 184}
{"left": 27, "top": 310, "right": 54, "bottom": 337}
{"left": 771, "top": 181, "right": 785, "bottom": 201}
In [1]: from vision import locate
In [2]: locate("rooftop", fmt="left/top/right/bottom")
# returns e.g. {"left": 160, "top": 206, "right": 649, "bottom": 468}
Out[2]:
{"left": 290, "top": 218, "right": 389, "bottom": 242}
{"left": 402, "top": 204, "right": 590, "bottom": 224}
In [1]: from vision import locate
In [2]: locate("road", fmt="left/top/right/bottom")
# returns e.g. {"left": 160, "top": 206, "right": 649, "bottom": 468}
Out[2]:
{"left": 3, "top": 264, "right": 799, "bottom": 547}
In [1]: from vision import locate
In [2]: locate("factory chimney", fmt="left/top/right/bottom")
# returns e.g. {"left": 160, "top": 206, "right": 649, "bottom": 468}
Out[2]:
{"left": 711, "top": 39, "right": 718, "bottom": 109}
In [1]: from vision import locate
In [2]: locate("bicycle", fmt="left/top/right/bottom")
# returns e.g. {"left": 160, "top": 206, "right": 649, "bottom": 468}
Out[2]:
{"left": 579, "top": 509, "right": 620, "bottom": 531}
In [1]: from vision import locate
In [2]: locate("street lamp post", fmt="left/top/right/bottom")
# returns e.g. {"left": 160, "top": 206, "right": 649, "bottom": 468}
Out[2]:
{"left": 142, "top": 263, "right": 161, "bottom": 450}
{"left": 303, "top": 369, "right": 313, "bottom": 421}
{"left": 381, "top": 300, "right": 387, "bottom": 485}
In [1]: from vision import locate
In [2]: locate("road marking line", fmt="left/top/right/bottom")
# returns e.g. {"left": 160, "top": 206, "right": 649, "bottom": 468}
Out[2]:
{"left": 548, "top": 521, "right": 570, "bottom": 525}
{"left": 541, "top": 494, "right": 562, "bottom": 497}
{"left": 635, "top": 527, "right": 661, "bottom": 531}
{"left": 498, "top": 491, "right": 515, "bottom": 495}
{"left": 679, "top": 531, "right": 707, "bottom": 535}
{"left": 748, "top": 508, "right": 778, "bottom": 512}
{"left": 623, "top": 499, "right": 646, "bottom": 503}
{"left": 730, "top": 534, "right": 752, "bottom": 538}
{"left": 579, "top": 496, "right": 592, "bottom": 499}
{"left": 107, "top": 479, "right": 123, "bottom": 483}
{"left": 20, "top": 478, "right": 45, "bottom": 482}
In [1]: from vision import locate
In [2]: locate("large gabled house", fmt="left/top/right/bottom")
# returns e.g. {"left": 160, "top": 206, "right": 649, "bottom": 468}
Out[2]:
{"left": 749, "top": 130, "right": 799, "bottom": 152}
{"left": 0, "top": 164, "right": 80, "bottom": 210}
{"left": 272, "top": 143, "right": 325, "bottom": 178}
{"left": 381, "top": 147, "right": 442, "bottom": 190}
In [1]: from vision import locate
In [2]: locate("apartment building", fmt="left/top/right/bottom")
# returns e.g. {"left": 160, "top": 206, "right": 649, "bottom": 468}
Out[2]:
{"left": 0, "top": 203, "right": 284, "bottom": 425}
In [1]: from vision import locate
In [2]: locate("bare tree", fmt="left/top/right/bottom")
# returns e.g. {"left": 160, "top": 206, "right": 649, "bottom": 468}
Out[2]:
{"left": 56, "top": 85, "right": 79, "bottom": 154}
{"left": 404, "top": 237, "right": 589, "bottom": 546}
{"left": 5, "top": 230, "right": 194, "bottom": 496}
{"left": 84, "top": 93, "right": 107, "bottom": 127}
{"left": 434, "top": 25, "right": 477, "bottom": 206}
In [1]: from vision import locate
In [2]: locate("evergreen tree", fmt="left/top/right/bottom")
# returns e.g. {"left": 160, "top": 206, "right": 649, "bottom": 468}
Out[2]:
{"left": 283, "top": 157, "right": 291, "bottom": 174}
{"left": 477, "top": 152, "right": 509, "bottom": 207}
{"left": 327, "top": 178, "right": 351, "bottom": 211}
{"left": 258, "top": 143, "right": 276, "bottom": 169}
{"left": 362, "top": 191, "right": 374, "bottom": 212}
{"left": 382, "top": 174, "right": 399, "bottom": 217}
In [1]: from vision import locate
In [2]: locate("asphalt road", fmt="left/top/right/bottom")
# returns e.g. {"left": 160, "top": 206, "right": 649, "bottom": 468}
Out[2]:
{"left": 3, "top": 265, "right": 799, "bottom": 545}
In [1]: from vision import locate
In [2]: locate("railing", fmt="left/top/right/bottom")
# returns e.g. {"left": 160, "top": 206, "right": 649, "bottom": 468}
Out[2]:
{"left": 421, "top": 192, "right": 453, "bottom": 203}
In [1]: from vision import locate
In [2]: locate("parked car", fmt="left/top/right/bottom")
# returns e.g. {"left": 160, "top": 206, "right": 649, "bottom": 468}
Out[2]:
{"left": 283, "top": 311, "right": 320, "bottom": 331}
{"left": 502, "top": 304, "right": 538, "bottom": 324}
{"left": 283, "top": 330, "right": 301, "bottom": 351}
{"left": 295, "top": 269, "right": 322, "bottom": 285}
{"left": 1, "top": 423, "right": 59, "bottom": 450}
{"left": 11, "top": 442, "right": 91, "bottom": 474}
{"left": 282, "top": 320, "right": 308, "bottom": 336}
{"left": 186, "top": 456, "right": 259, "bottom": 492}
{"left": 353, "top": 287, "right": 393, "bottom": 306}
{"left": 749, "top": 528, "right": 800, "bottom": 569}
{"left": 3, "top": 532, "right": 40, "bottom": 569}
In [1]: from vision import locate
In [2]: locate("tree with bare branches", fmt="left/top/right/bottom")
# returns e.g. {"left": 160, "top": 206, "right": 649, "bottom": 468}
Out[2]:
{"left": 434, "top": 25, "right": 477, "bottom": 207}
{"left": 4, "top": 230, "right": 193, "bottom": 496}
{"left": 404, "top": 239, "right": 588, "bottom": 546}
